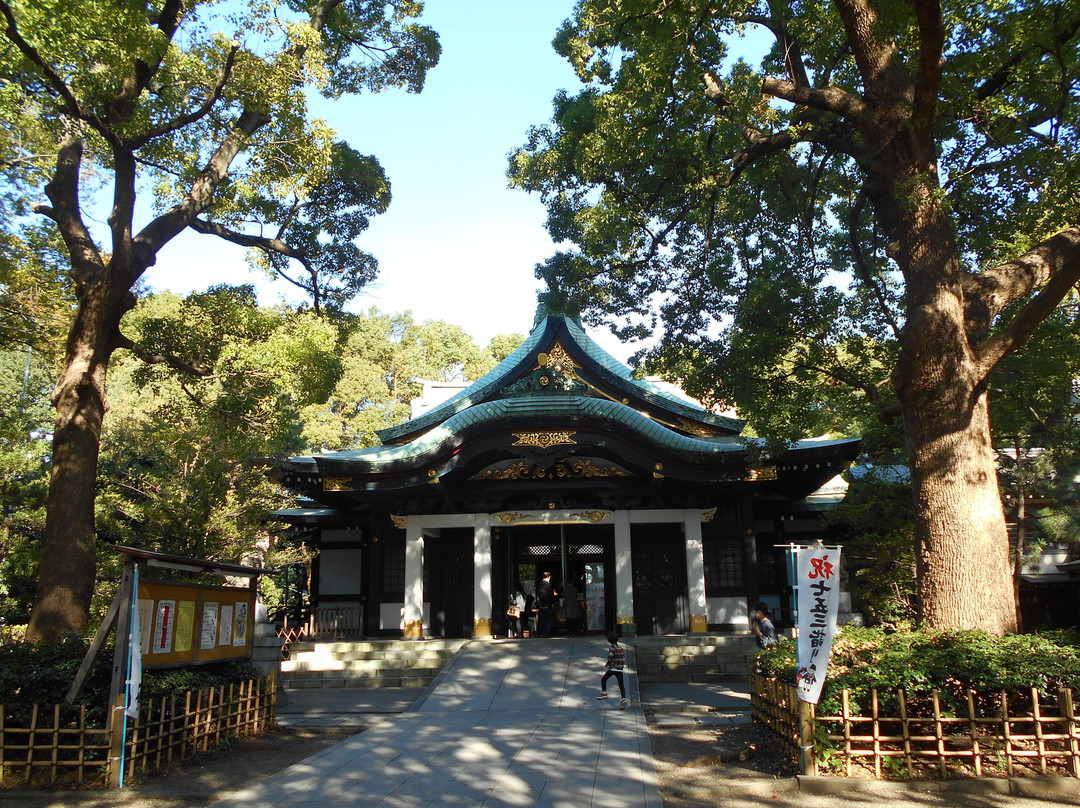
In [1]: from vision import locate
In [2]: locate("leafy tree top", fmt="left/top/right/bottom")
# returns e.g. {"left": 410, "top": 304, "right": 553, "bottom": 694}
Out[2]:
{"left": 510, "top": 0, "right": 1080, "bottom": 443}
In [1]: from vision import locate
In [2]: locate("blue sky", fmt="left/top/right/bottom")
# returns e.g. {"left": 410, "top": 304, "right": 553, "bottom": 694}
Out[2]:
{"left": 146, "top": 1, "right": 646, "bottom": 360}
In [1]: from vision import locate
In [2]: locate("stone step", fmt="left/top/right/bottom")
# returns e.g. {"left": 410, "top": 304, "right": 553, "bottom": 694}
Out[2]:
{"left": 638, "top": 660, "right": 753, "bottom": 675}
{"left": 641, "top": 670, "right": 752, "bottom": 684}
{"left": 279, "top": 638, "right": 465, "bottom": 690}
{"left": 287, "top": 648, "right": 458, "bottom": 664}
{"left": 632, "top": 635, "right": 759, "bottom": 684}
{"left": 635, "top": 649, "right": 757, "bottom": 661}
{"left": 282, "top": 658, "right": 449, "bottom": 673}
{"left": 281, "top": 674, "right": 434, "bottom": 690}
{"left": 287, "top": 639, "right": 468, "bottom": 655}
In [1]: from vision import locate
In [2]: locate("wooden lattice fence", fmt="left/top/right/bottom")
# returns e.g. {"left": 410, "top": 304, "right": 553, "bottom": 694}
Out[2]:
{"left": 1, "top": 672, "right": 276, "bottom": 787}
{"left": 750, "top": 671, "right": 1080, "bottom": 779}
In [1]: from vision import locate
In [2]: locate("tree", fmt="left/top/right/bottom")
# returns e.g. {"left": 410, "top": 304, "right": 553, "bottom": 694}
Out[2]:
{"left": 95, "top": 287, "right": 340, "bottom": 610}
{"left": 300, "top": 310, "right": 517, "bottom": 451}
{"left": 0, "top": 347, "right": 54, "bottom": 626}
{"left": 511, "top": 0, "right": 1080, "bottom": 633}
{"left": 1, "top": 0, "right": 440, "bottom": 640}
{"left": 989, "top": 293, "right": 1080, "bottom": 624}
{"left": 824, "top": 471, "right": 917, "bottom": 629}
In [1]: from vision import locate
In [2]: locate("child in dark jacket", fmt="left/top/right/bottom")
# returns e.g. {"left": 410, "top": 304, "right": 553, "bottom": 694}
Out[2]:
{"left": 597, "top": 631, "right": 627, "bottom": 709}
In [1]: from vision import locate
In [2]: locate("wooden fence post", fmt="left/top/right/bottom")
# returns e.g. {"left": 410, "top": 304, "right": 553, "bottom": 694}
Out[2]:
{"left": 107, "top": 694, "right": 126, "bottom": 788}
{"left": 799, "top": 698, "right": 817, "bottom": 776}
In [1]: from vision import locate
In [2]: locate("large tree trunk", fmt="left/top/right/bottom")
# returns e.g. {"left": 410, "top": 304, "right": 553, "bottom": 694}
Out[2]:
{"left": 25, "top": 284, "right": 121, "bottom": 641}
{"left": 902, "top": 384, "right": 1017, "bottom": 633}
{"left": 891, "top": 206, "right": 1018, "bottom": 634}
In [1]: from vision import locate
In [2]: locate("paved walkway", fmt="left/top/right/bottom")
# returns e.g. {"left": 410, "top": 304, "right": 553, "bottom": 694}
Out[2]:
{"left": 213, "top": 638, "right": 660, "bottom": 808}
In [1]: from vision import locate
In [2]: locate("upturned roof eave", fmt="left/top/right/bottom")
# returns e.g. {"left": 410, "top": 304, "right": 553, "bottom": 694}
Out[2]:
{"left": 375, "top": 313, "right": 743, "bottom": 445}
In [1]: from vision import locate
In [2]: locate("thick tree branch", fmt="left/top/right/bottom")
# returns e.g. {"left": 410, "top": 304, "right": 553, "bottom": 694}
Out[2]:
{"left": 129, "top": 108, "right": 271, "bottom": 281}
{"left": 0, "top": 0, "right": 114, "bottom": 144}
{"left": 106, "top": 0, "right": 186, "bottom": 123}
{"left": 971, "top": 225, "right": 1080, "bottom": 380}
{"left": 745, "top": 9, "right": 811, "bottom": 88}
{"left": 128, "top": 41, "right": 241, "bottom": 147}
{"left": 705, "top": 72, "right": 866, "bottom": 182}
{"left": 761, "top": 77, "right": 868, "bottom": 120}
{"left": 832, "top": 0, "right": 908, "bottom": 103}
{"left": 38, "top": 133, "right": 104, "bottom": 294}
{"left": 909, "top": 0, "right": 944, "bottom": 161}
{"left": 114, "top": 332, "right": 212, "bottom": 378}
{"left": 188, "top": 216, "right": 307, "bottom": 263}
{"left": 127, "top": 0, "right": 345, "bottom": 281}
{"left": 189, "top": 217, "right": 324, "bottom": 313}
{"left": 109, "top": 150, "right": 138, "bottom": 271}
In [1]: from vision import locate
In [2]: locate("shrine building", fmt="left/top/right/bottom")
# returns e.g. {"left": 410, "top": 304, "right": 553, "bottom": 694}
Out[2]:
{"left": 273, "top": 308, "right": 859, "bottom": 639}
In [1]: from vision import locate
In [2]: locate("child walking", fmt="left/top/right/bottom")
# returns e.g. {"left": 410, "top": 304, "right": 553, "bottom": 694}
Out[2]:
{"left": 597, "top": 631, "right": 628, "bottom": 709}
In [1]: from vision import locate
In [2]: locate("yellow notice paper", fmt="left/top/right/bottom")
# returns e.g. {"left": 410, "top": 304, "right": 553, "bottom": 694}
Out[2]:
{"left": 174, "top": 601, "right": 195, "bottom": 653}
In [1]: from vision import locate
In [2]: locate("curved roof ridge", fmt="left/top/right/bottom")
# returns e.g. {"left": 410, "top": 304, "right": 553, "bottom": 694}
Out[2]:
{"left": 375, "top": 316, "right": 554, "bottom": 443}
{"left": 317, "top": 396, "right": 750, "bottom": 470}
{"left": 561, "top": 318, "right": 744, "bottom": 434}
{"left": 375, "top": 312, "right": 744, "bottom": 445}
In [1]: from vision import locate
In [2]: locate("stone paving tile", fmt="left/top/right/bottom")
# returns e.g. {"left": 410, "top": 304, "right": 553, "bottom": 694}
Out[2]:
{"left": 212, "top": 639, "right": 659, "bottom": 808}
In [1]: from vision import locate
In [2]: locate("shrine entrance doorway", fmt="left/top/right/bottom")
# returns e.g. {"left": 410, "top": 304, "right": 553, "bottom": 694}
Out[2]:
{"left": 507, "top": 524, "right": 614, "bottom": 635}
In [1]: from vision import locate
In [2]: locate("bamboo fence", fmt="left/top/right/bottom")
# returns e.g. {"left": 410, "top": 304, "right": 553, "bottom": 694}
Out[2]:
{"left": 1, "top": 671, "right": 276, "bottom": 788}
{"left": 750, "top": 670, "right": 1080, "bottom": 779}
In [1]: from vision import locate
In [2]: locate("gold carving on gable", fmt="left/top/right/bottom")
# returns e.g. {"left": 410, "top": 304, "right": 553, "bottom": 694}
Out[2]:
{"left": 471, "top": 458, "right": 631, "bottom": 481}
{"left": 745, "top": 465, "right": 778, "bottom": 481}
{"left": 323, "top": 476, "right": 353, "bottom": 492}
{"left": 537, "top": 341, "right": 578, "bottom": 373}
{"left": 493, "top": 512, "right": 536, "bottom": 525}
{"left": 390, "top": 515, "right": 406, "bottom": 529}
{"left": 567, "top": 510, "right": 611, "bottom": 523}
{"left": 512, "top": 431, "right": 577, "bottom": 449}
{"left": 677, "top": 417, "right": 723, "bottom": 437}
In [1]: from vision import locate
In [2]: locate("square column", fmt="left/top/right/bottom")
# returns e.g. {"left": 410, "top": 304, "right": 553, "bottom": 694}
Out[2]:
{"left": 614, "top": 510, "right": 635, "bottom": 636}
{"left": 403, "top": 516, "right": 424, "bottom": 639}
{"left": 685, "top": 510, "right": 709, "bottom": 633}
{"left": 473, "top": 518, "right": 493, "bottom": 637}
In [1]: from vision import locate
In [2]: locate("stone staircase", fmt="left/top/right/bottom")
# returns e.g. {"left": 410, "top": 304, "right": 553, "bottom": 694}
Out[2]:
{"left": 280, "top": 639, "right": 469, "bottom": 690}
{"left": 632, "top": 634, "right": 758, "bottom": 684}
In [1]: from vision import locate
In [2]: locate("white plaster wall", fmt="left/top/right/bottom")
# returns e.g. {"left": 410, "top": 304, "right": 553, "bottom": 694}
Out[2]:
{"left": 708, "top": 596, "right": 748, "bottom": 626}
{"left": 317, "top": 548, "right": 362, "bottom": 594}
{"left": 379, "top": 602, "right": 432, "bottom": 630}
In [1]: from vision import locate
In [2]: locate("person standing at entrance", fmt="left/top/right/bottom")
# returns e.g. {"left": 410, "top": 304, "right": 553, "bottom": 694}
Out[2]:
{"left": 537, "top": 572, "right": 555, "bottom": 637}
{"left": 507, "top": 589, "right": 526, "bottom": 638}
{"left": 562, "top": 577, "right": 582, "bottom": 636}
{"left": 597, "top": 631, "right": 627, "bottom": 709}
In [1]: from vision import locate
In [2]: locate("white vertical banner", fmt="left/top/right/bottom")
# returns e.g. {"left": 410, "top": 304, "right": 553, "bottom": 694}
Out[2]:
{"left": 794, "top": 546, "right": 842, "bottom": 704}
{"left": 125, "top": 564, "right": 143, "bottom": 720}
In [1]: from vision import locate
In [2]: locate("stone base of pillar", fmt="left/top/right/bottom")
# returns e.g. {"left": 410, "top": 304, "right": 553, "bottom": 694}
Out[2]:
{"left": 473, "top": 617, "right": 492, "bottom": 637}
{"left": 689, "top": 613, "right": 709, "bottom": 633}
{"left": 403, "top": 619, "right": 423, "bottom": 639}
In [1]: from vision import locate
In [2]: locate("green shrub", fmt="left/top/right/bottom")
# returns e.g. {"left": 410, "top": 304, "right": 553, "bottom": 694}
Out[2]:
{"left": 758, "top": 626, "right": 1080, "bottom": 716}
{"left": 0, "top": 637, "right": 263, "bottom": 726}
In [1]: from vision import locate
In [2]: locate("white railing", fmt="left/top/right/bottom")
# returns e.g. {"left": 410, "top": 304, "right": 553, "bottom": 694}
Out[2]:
{"left": 308, "top": 603, "right": 364, "bottom": 639}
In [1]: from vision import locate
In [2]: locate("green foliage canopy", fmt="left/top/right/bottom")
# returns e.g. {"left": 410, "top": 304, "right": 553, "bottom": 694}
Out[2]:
{"left": 300, "top": 309, "right": 520, "bottom": 451}
{"left": 511, "top": 0, "right": 1080, "bottom": 441}
{"left": 0, "top": 0, "right": 441, "bottom": 640}
{"left": 511, "top": 0, "right": 1080, "bottom": 633}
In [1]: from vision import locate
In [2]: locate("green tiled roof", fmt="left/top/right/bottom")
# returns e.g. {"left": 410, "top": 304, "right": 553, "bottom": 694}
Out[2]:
{"left": 376, "top": 313, "right": 742, "bottom": 444}
{"left": 293, "top": 393, "right": 858, "bottom": 477}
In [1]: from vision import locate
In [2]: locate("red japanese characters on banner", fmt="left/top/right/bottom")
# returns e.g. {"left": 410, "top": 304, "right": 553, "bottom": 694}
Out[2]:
{"left": 794, "top": 545, "right": 842, "bottom": 704}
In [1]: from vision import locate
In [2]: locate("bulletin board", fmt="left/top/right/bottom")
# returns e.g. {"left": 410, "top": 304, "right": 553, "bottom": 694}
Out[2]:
{"left": 136, "top": 580, "right": 253, "bottom": 668}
